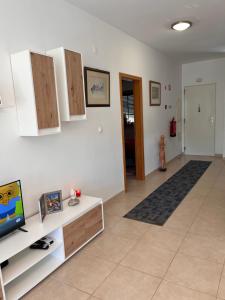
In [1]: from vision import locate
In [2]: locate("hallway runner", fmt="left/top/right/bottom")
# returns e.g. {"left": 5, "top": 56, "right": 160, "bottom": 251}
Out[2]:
{"left": 124, "top": 160, "right": 211, "bottom": 225}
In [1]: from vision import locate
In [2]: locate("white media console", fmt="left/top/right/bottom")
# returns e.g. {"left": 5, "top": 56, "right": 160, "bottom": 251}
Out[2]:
{"left": 0, "top": 195, "right": 104, "bottom": 300}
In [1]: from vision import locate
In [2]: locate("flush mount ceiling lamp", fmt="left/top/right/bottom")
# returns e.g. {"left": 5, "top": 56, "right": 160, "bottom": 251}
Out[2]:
{"left": 171, "top": 21, "right": 192, "bottom": 31}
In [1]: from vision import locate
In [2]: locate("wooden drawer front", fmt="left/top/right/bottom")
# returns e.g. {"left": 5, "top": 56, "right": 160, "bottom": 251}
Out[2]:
{"left": 63, "top": 205, "right": 102, "bottom": 258}
{"left": 0, "top": 283, "right": 3, "bottom": 300}
{"left": 65, "top": 49, "right": 85, "bottom": 116}
{"left": 31, "top": 52, "right": 59, "bottom": 129}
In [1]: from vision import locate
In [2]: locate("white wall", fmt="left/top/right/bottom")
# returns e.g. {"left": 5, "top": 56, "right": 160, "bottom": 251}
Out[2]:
{"left": 0, "top": 0, "right": 181, "bottom": 217}
{"left": 182, "top": 58, "right": 225, "bottom": 155}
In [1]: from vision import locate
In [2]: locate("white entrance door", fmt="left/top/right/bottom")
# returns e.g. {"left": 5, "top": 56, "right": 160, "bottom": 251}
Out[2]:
{"left": 184, "top": 84, "right": 216, "bottom": 156}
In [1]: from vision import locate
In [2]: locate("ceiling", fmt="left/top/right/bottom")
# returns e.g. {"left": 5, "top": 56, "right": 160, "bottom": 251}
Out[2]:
{"left": 66, "top": 0, "right": 225, "bottom": 63}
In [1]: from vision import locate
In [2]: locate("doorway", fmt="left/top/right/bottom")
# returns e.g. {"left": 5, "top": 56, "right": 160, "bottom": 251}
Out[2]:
{"left": 184, "top": 84, "right": 216, "bottom": 156}
{"left": 119, "top": 73, "right": 145, "bottom": 191}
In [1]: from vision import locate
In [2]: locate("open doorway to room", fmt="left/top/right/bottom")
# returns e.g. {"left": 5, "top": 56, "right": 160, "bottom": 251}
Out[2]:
{"left": 119, "top": 73, "right": 145, "bottom": 191}
{"left": 123, "top": 79, "right": 136, "bottom": 177}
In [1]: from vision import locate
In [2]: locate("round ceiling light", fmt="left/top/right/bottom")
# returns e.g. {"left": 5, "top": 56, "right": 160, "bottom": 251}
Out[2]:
{"left": 171, "top": 21, "right": 192, "bottom": 31}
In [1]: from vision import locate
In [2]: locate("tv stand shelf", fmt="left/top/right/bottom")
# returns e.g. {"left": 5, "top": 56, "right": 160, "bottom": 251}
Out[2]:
{"left": 0, "top": 195, "right": 104, "bottom": 300}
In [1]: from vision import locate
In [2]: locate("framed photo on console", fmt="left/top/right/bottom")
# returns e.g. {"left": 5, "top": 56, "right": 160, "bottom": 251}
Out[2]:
{"left": 44, "top": 190, "right": 63, "bottom": 214}
{"left": 84, "top": 67, "right": 110, "bottom": 107}
{"left": 39, "top": 194, "right": 46, "bottom": 222}
{"left": 149, "top": 81, "right": 161, "bottom": 106}
{"left": 39, "top": 190, "right": 63, "bottom": 222}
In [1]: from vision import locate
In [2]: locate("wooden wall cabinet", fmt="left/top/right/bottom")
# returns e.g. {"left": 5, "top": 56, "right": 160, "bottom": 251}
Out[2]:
{"left": 63, "top": 205, "right": 103, "bottom": 258}
{"left": 11, "top": 50, "right": 61, "bottom": 136}
{"left": 47, "top": 47, "right": 86, "bottom": 121}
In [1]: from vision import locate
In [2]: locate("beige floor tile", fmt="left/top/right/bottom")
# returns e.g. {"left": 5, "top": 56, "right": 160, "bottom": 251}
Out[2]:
{"left": 175, "top": 196, "right": 205, "bottom": 216}
{"left": 194, "top": 181, "right": 215, "bottom": 190}
{"left": 103, "top": 213, "right": 121, "bottom": 230}
{"left": 53, "top": 253, "right": 116, "bottom": 294}
{"left": 197, "top": 204, "right": 225, "bottom": 224}
{"left": 109, "top": 218, "right": 150, "bottom": 240}
{"left": 198, "top": 176, "right": 218, "bottom": 184}
{"left": 164, "top": 211, "right": 196, "bottom": 234}
{"left": 104, "top": 197, "right": 141, "bottom": 217}
{"left": 125, "top": 183, "right": 156, "bottom": 197}
{"left": 203, "top": 198, "right": 225, "bottom": 214}
{"left": 217, "top": 269, "right": 225, "bottom": 299}
{"left": 152, "top": 280, "right": 216, "bottom": 300}
{"left": 165, "top": 253, "right": 223, "bottom": 296}
{"left": 83, "top": 231, "right": 137, "bottom": 263}
{"left": 206, "top": 189, "right": 225, "bottom": 202}
{"left": 121, "top": 241, "right": 175, "bottom": 278}
{"left": 179, "top": 233, "right": 225, "bottom": 264}
{"left": 213, "top": 180, "right": 225, "bottom": 191}
{"left": 107, "top": 192, "right": 143, "bottom": 202}
{"left": 94, "top": 265, "right": 161, "bottom": 300}
{"left": 140, "top": 226, "right": 184, "bottom": 252}
{"left": 190, "top": 216, "right": 225, "bottom": 240}
{"left": 188, "top": 186, "right": 212, "bottom": 197}
{"left": 22, "top": 278, "right": 89, "bottom": 300}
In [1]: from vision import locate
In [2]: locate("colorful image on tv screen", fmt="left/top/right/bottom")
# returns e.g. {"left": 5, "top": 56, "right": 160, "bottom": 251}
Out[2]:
{"left": 0, "top": 181, "right": 25, "bottom": 237}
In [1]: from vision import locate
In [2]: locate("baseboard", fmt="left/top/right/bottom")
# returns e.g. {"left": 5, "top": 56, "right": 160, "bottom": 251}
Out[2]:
{"left": 103, "top": 190, "right": 125, "bottom": 204}
{"left": 104, "top": 152, "right": 183, "bottom": 204}
{"left": 167, "top": 153, "right": 183, "bottom": 164}
{"left": 145, "top": 152, "right": 183, "bottom": 180}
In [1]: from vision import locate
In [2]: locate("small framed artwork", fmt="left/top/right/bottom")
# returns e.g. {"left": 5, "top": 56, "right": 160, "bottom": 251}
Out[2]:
{"left": 84, "top": 67, "right": 110, "bottom": 107}
{"left": 38, "top": 194, "right": 46, "bottom": 222}
{"left": 44, "top": 190, "right": 63, "bottom": 215}
{"left": 149, "top": 81, "right": 161, "bottom": 106}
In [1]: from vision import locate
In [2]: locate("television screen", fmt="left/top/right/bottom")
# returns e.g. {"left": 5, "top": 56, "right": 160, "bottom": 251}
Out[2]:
{"left": 0, "top": 180, "right": 25, "bottom": 239}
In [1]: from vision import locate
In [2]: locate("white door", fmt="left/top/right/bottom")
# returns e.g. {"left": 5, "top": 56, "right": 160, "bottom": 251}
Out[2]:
{"left": 184, "top": 84, "right": 216, "bottom": 156}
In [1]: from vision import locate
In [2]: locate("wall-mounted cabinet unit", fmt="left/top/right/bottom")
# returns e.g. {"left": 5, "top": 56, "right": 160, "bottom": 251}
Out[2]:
{"left": 11, "top": 50, "right": 61, "bottom": 136}
{"left": 47, "top": 47, "right": 86, "bottom": 121}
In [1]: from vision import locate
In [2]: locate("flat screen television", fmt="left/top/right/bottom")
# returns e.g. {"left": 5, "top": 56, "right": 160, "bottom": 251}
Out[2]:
{"left": 0, "top": 180, "right": 25, "bottom": 239}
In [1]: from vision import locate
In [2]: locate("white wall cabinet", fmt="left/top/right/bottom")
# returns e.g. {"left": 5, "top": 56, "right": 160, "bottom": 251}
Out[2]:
{"left": 47, "top": 47, "right": 86, "bottom": 121}
{"left": 11, "top": 50, "right": 61, "bottom": 136}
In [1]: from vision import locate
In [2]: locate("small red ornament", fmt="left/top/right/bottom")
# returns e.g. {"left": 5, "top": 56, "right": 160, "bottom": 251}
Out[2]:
{"left": 75, "top": 189, "right": 81, "bottom": 197}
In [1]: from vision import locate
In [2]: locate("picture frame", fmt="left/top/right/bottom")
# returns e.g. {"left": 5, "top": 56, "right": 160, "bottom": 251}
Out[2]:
{"left": 84, "top": 67, "right": 110, "bottom": 107}
{"left": 149, "top": 81, "right": 161, "bottom": 106}
{"left": 44, "top": 190, "right": 63, "bottom": 215}
{"left": 38, "top": 194, "right": 46, "bottom": 222}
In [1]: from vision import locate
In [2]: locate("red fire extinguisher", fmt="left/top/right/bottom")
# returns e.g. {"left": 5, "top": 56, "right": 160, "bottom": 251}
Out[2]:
{"left": 170, "top": 117, "right": 176, "bottom": 137}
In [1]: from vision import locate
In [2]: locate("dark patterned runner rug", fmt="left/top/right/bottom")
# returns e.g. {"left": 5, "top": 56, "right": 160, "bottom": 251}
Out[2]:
{"left": 124, "top": 160, "right": 211, "bottom": 225}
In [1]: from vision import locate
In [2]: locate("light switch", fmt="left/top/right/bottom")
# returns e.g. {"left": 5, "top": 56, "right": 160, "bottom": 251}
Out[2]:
{"left": 92, "top": 45, "right": 98, "bottom": 54}
{"left": 98, "top": 126, "right": 103, "bottom": 133}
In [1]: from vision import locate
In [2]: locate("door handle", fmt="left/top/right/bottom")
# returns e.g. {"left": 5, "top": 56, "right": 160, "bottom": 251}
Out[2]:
{"left": 209, "top": 116, "right": 215, "bottom": 125}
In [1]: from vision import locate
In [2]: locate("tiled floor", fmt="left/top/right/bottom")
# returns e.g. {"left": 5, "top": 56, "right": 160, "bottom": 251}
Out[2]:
{"left": 23, "top": 155, "right": 225, "bottom": 300}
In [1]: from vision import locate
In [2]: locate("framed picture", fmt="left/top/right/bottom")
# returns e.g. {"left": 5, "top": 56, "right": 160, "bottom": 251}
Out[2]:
{"left": 149, "top": 81, "right": 161, "bottom": 106}
{"left": 44, "top": 190, "right": 63, "bottom": 215}
{"left": 84, "top": 67, "right": 110, "bottom": 107}
{"left": 38, "top": 194, "right": 46, "bottom": 222}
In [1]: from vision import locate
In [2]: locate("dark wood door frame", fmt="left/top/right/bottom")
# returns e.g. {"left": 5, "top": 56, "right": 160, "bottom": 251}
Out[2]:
{"left": 119, "top": 73, "right": 145, "bottom": 191}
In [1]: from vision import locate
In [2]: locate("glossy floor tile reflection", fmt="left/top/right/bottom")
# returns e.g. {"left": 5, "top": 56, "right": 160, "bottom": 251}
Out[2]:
{"left": 23, "top": 155, "right": 225, "bottom": 300}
